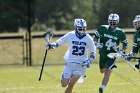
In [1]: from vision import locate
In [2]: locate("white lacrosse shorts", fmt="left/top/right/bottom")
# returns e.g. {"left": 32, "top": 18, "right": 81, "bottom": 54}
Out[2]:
{"left": 62, "top": 62, "right": 86, "bottom": 79}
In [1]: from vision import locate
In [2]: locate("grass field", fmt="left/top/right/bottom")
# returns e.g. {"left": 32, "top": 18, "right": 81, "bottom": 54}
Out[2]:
{"left": 0, "top": 61, "right": 140, "bottom": 93}
{"left": 0, "top": 32, "right": 139, "bottom": 93}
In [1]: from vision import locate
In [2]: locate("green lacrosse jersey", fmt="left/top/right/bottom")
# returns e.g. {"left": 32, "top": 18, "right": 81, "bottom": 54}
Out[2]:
{"left": 132, "top": 31, "right": 140, "bottom": 53}
{"left": 94, "top": 25, "right": 128, "bottom": 54}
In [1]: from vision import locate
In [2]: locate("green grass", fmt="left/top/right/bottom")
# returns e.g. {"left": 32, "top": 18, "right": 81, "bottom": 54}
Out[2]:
{"left": 0, "top": 61, "right": 140, "bottom": 93}
{"left": 0, "top": 32, "right": 139, "bottom": 93}
{"left": 0, "top": 32, "right": 135, "bottom": 65}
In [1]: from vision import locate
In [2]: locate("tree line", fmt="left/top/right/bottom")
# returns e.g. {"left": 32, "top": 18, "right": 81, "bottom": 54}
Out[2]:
{"left": 0, "top": 0, "right": 139, "bottom": 32}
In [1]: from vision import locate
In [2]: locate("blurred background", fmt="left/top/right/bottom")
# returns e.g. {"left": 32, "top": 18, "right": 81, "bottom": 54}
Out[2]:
{"left": 0, "top": 0, "right": 140, "bottom": 66}
{"left": 0, "top": 0, "right": 140, "bottom": 32}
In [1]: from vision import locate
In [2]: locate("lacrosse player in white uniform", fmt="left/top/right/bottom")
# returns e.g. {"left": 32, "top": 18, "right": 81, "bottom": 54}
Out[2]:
{"left": 45, "top": 18, "right": 96, "bottom": 93}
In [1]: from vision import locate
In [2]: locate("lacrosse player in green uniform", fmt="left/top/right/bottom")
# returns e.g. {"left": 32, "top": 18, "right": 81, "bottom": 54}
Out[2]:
{"left": 93, "top": 14, "right": 128, "bottom": 93}
{"left": 126, "top": 15, "right": 140, "bottom": 69}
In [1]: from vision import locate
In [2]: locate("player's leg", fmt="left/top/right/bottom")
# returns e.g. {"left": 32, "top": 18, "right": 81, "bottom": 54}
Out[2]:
{"left": 99, "top": 54, "right": 116, "bottom": 93}
{"left": 99, "top": 68, "right": 112, "bottom": 93}
{"left": 100, "top": 68, "right": 105, "bottom": 73}
{"left": 99, "top": 54, "right": 106, "bottom": 92}
{"left": 64, "top": 63, "right": 85, "bottom": 93}
{"left": 101, "top": 58, "right": 116, "bottom": 87}
{"left": 65, "top": 74, "right": 80, "bottom": 93}
{"left": 61, "top": 78, "right": 70, "bottom": 87}
{"left": 61, "top": 64, "right": 72, "bottom": 87}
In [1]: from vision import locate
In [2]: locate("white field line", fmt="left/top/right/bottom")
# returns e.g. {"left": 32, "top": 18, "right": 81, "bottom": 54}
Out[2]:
{"left": 0, "top": 82, "right": 140, "bottom": 91}
{"left": 0, "top": 86, "right": 54, "bottom": 90}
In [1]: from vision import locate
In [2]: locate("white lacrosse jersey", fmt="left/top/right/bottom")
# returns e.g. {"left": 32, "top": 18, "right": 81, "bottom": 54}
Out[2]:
{"left": 56, "top": 31, "right": 96, "bottom": 63}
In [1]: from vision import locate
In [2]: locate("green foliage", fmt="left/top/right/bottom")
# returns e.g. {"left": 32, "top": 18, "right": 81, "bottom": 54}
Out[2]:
{"left": 0, "top": 0, "right": 140, "bottom": 32}
{"left": 31, "top": 23, "right": 47, "bottom": 32}
{"left": 0, "top": 0, "right": 28, "bottom": 32}
{"left": 34, "top": 0, "right": 74, "bottom": 30}
{"left": 97, "top": 0, "right": 140, "bottom": 27}
{"left": 72, "top": 0, "right": 94, "bottom": 29}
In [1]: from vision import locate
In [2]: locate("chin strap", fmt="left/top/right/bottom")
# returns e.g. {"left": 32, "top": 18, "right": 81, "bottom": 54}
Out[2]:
{"left": 136, "top": 27, "right": 140, "bottom": 31}
{"left": 75, "top": 31, "right": 86, "bottom": 39}
{"left": 109, "top": 26, "right": 117, "bottom": 32}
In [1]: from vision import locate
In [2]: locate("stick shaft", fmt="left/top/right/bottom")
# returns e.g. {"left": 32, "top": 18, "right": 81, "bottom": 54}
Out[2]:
{"left": 132, "top": 57, "right": 140, "bottom": 59}
{"left": 39, "top": 49, "right": 48, "bottom": 81}
{"left": 108, "top": 52, "right": 137, "bottom": 71}
{"left": 125, "top": 60, "right": 136, "bottom": 71}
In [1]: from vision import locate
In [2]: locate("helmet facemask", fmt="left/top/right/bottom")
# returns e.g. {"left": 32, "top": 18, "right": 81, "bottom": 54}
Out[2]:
{"left": 108, "top": 20, "right": 118, "bottom": 29}
{"left": 76, "top": 26, "right": 86, "bottom": 36}
{"left": 108, "top": 14, "right": 119, "bottom": 30}
{"left": 74, "top": 19, "right": 87, "bottom": 37}
{"left": 133, "top": 15, "right": 140, "bottom": 31}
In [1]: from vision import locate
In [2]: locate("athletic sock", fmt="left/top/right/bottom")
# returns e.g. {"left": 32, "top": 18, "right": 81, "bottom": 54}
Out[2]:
{"left": 101, "top": 85, "right": 106, "bottom": 90}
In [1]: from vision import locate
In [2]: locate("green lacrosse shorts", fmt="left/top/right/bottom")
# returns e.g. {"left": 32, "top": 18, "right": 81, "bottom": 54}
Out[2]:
{"left": 99, "top": 53, "right": 116, "bottom": 69}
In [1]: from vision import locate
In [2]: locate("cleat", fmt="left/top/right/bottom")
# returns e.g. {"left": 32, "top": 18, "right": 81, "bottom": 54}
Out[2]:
{"left": 111, "top": 65, "right": 117, "bottom": 69}
{"left": 99, "top": 87, "right": 103, "bottom": 93}
{"left": 135, "top": 64, "right": 140, "bottom": 69}
{"left": 77, "top": 75, "right": 86, "bottom": 83}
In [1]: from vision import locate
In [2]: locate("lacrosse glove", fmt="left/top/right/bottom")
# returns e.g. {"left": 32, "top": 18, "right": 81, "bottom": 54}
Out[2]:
{"left": 45, "top": 42, "right": 58, "bottom": 50}
{"left": 119, "top": 50, "right": 125, "bottom": 54}
{"left": 125, "top": 52, "right": 137, "bottom": 61}
{"left": 117, "top": 50, "right": 125, "bottom": 58}
{"left": 82, "top": 59, "right": 91, "bottom": 68}
{"left": 125, "top": 52, "right": 133, "bottom": 60}
{"left": 82, "top": 51, "right": 95, "bottom": 68}
{"left": 95, "top": 42, "right": 103, "bottom": 49}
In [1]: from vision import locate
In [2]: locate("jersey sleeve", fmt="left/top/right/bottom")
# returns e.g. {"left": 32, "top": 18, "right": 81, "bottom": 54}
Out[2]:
{"left": 132, "top": 33, "right": 139, "bottom": 53}
{"left": 55, "top": 33, "right": 69, "bottom": 46}
{"left": 119, "top": 30, "right": 128, "bottom": 48}
{"left": 93, "top": 25, "right": 104, "bottom": 39}
{"left": 87, "top": 35, "right": 96, "bottom": 56}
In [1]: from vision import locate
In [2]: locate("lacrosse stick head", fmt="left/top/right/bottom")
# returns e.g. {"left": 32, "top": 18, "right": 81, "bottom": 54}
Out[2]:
{"left": 107, "top": 53, "right": 116, "bottom": 59}
{"left": 107, "top": 53, "right": 121, "bottom": 59}
{"left": 44, "top": 28, "right": 54, "bottom": 43}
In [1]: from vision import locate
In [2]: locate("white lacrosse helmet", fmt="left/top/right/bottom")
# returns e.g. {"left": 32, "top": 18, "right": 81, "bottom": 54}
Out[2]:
{"left": 133, "top": 15, "right": 140, "bottom": 31}
{"left": 108, "top": 14, "right": 119, "bottom": 29}
{"left": 74, "top": 19, "right": 87, "bottom": 37}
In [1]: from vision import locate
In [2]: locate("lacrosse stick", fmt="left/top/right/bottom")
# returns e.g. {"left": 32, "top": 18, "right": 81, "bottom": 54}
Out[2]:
{"left": 107, "top": 52, "right": 136, "bottom": 71}
{"left": 39, "top": 28, "right": 54, "bottom": 81}
{"left": 139, "top": 64, "right": 140, "bottom": 74}
{"left": 107, "top": 53, "right": 140, "bottom": 59}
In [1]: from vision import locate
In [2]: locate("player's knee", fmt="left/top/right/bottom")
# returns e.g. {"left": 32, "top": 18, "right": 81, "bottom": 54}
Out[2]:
{"left": 100, "top": 69, "right": 104, "bottom": 73}
{"left": 104, "top": 69, "right": 112, "bottom": 76}
{"left": 61, "top": 79, "right": 69, "bottom": 87}
{"left": 100, "top": 71, "right": 104, "bottom": 73}
{"left": 61, "top": 83, "right": 67, "bottom": 87}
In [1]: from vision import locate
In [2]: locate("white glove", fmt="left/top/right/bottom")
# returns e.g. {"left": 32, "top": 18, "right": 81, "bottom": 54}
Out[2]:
{"left": 45, "top": 43, "right": 50, "bottom": 50}
{"left": 82, "top": 59, "right": 91, "bottom": 68}
{"left": 95, "top": 42, "right": 103, "bottom": 48}
{"left": 117, "top": 50, "right": 125, "bottom": 57}
{"left": 45, "top": 42, "right": 58, "bottom": 50}
{"left": 125, "top": 52, "right": 137, "bottom": 60}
